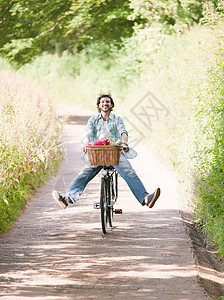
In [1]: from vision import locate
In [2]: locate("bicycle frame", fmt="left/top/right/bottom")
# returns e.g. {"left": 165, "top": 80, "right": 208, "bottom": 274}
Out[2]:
{"left": 102, "top": 166, "right": 118, "bottom": 207}
{"left": 94, "top": 166, "right": 122, "bottom": 234}
{"left": 99, "top": 166, "right": 120, "bottom": 234}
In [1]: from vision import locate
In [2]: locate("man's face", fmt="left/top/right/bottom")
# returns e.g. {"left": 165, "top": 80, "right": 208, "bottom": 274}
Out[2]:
{"left": 98, "top": 97, "right": 113, "bottom": 113}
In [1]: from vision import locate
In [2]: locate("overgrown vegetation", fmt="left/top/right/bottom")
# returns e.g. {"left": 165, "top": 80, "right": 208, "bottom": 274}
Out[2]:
{"left": 0, "top": 72, "right": 62, "bottom": 232}
{"left": 0, "top": 0, "right": 219, "bottom": 65}
{"left": 128, "top": 3, "right": 224, "bottom": 258}
{"left": 194, "top": 24, "right": 224, "bottom": 257}
{"left": 0, "top": 0, "right": 224, "bottom": 258}
{"left": 142, "top": 23, "right": 224, "bottom": 258}
{"left": 0, "top": 0, "right": 145, "bottom": 65}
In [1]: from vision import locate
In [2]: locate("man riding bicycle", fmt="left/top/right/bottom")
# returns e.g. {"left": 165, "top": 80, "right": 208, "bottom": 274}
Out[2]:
{"left": 52, "top": 93, "right": 160, "bottom": 209}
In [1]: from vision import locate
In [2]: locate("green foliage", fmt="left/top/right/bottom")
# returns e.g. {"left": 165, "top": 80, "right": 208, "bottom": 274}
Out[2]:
{"left": 0, "top": 71, "right": 62, "bottom": 232}
{"left": 0, "top": 0, "right": 144, "bottom": 65}
{"left": 1, "top": 0, "right": 222, "bottom": 65}
{"left": 18, "top": 42, "right": 141, "bottom": 109}
{"left": 130, "top": 0, "right": 197, "bottom": 32}
{"left": 201, "top": 0, "right": 224, "bottom": 25}
{"left": 130, "top": 0, "right": 220, "bottom": 33}
{"left": 130, "top": 23, "right": 224, "bottom": 258}
{"left": 193, "top": 24, "right": 224, "bottom": 257}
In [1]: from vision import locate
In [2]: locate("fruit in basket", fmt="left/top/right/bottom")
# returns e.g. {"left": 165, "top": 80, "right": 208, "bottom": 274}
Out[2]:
{"left": 92, "top": 137, "right": 111, "bottom": 146}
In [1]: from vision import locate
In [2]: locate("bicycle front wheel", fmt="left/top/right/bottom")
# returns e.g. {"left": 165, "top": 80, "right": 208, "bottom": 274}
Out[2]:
{"left": 100, "top": 177, "right": 107, "bottom": 234}
{"left": 108, "top": 177, "right": 114, "bottom": 227}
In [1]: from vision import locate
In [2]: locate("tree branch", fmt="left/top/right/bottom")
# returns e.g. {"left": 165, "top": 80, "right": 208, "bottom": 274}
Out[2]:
{"left": 34, "top": 0, "right": 87, "bottom": 40}
{"left": 34, "top": 21, "right": 60, "bottom": 39}
{"left": 0, "top": 1, "right": 15, "bottom": 24}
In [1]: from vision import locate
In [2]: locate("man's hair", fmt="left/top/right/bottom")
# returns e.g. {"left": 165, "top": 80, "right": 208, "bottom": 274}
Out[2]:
{"left": 96, "top": 93, "right": 115, "bottom": 112}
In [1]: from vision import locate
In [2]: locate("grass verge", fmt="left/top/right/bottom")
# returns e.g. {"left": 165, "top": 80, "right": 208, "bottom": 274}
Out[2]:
{"left": 0, "top": 71, "right": 62, "bottom": 233}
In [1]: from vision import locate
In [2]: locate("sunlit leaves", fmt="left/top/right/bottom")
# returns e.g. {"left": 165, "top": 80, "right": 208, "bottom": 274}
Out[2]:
{"left": 0, "top": 0, "right": 143, "bottom": 64}
{"left": 1, "top": 0, "right": 220, "bottom": 64}
{"left": 129, "top": 0, "right": 218, "bottom": 32}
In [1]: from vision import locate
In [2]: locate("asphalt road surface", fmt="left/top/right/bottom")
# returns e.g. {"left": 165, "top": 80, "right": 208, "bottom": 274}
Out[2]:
{"left": 0, "top": 105, "right": 208, "bottom": 299}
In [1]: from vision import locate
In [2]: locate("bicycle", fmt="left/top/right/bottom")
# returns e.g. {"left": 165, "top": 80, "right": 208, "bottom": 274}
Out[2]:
{"left": 94, "top": 166, "right": 122, "bottom": 234}
{"left": 86, "top": 145, "right": 123, "bottom": 234}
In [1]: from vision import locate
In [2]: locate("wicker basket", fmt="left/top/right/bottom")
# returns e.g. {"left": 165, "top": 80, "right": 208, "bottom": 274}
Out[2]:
{"left": 86, "top": 145, "right": 122, "bottom": 166}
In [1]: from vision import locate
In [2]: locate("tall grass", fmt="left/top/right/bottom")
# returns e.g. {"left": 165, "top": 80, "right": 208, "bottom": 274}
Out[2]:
{"left": 0, "top": 71, "right": 62, "bottom": 232}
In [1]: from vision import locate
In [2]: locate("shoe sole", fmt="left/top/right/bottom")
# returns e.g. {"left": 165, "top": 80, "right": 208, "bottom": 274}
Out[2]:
{"left": 149, "top": 188, "right": 161, "bottom": 208}
{"left": 52, "top": 190, "right": 67, "bottom": 209}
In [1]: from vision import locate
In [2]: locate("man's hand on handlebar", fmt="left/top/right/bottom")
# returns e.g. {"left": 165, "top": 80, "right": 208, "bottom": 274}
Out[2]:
{"left": 121, "top": 132, "right": 129, "bottom": 152}
{"left": 122, "top": 143, "right": 129, "bottom": 153}
{"left": 81, "top": 146, "right": 87, "bottom": 153}
{"left": 81, "top": 136, "right": 90, "bottom": 153}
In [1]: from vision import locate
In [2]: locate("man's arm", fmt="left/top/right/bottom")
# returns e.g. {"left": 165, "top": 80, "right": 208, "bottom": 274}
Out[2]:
{"left": 81, "top": 116, "right": 95, "bottom": 153}
{"left": 121, "top": 132, "right": 129, "bottom": 153}
{"left": 82, "top": 136, "right": 90, "bottom": 146}
{"left": 81, "top": 136, "right": 90, "bottom": 153}
{"left": 117, "top": 116, "right": 129, "bottom": 152}
{"left": 121, "top": 132, "right": 128, "bottom": 144}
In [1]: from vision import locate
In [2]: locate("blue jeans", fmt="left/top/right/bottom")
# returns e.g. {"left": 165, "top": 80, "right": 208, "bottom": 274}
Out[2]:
{"left": 65, "top": 153, "right": 148, "bottom": 204}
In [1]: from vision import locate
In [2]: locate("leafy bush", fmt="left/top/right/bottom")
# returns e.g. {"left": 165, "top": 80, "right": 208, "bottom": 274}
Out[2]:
{"left": 193, "top": 23, "right": 224, "bottom": 257}
{"left": 0, "top": 71, "right": 62, "bottom": 232}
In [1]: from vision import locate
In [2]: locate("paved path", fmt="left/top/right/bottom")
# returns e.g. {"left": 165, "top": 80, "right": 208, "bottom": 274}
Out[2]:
{"left": 0, "top": 105, "right": 208, "bottom": 299}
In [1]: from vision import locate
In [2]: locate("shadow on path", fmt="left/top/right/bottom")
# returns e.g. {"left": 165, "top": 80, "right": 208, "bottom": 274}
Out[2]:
{"left": 0, "top": 105, "right": 211, "bottom": 299}
{"left": 0, "top": 206, "right": 207, "bottom": 299}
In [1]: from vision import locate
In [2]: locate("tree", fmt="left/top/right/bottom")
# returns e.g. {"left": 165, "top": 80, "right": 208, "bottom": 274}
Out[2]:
{"left": 0, "top": 0, "right": 145, "bottom": 64}
{"left": 129, "top": 0, "right": 220, "bottom": 32}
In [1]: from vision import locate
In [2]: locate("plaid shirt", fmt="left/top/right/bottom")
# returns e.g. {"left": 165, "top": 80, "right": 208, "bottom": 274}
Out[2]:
{"left": 84, "top": 113, "right": 128, "bottom": 144}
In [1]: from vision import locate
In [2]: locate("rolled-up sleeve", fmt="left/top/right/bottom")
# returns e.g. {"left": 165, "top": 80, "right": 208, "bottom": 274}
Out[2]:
{"left": 84, "top": 116, "right": 95, "bottom": 139}
{"left": 117, "top": 116, "right": 128, "bottom": 137}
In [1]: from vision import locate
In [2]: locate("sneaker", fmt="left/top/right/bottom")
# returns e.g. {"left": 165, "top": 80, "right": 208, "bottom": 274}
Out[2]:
{"left": 145, "top": 188, "right": 161, "bottom": 208}
{"left": 67, "top": 197, "right": 73, "bottom": 204}
{"left": 52, "top": 190, "right": 68, "bottom": 209}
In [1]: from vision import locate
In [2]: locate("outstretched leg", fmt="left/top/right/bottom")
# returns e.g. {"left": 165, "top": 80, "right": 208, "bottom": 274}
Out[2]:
{"left": 65, "top": 161, "right": 102, "bottom": 203}
{"left": 52, "top": 161, "right": 102, "bottom": 209}
{"left": 114, "top": 153, "right": 160, "bottom": 207}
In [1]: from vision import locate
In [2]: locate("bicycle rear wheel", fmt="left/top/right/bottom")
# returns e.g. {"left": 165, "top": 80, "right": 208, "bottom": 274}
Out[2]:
{"left": 100, "top": 177, "right": 107, "bottom": 234}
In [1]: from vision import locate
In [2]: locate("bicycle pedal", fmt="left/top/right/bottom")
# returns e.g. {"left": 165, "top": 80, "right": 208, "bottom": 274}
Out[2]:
{"left": 94, "top": 202, "right": 101, "bottom": 209}
{"left": 115, "top": 208, "right": 122, "bottom": 214}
